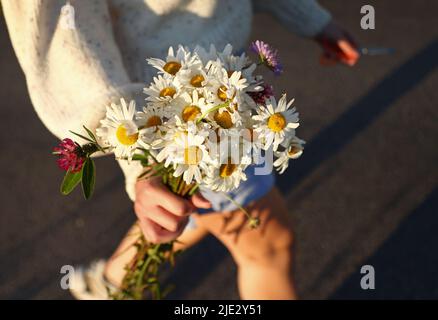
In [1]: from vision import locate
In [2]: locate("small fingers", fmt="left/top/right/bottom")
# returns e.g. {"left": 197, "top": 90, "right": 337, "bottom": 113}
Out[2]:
{"left": 139, "top": 217, "right": 185, "bottom": 243}
{"left": 135, "top": 200, "right": 188, "bottom": 232}
{"left": 136, "top": 177, "right": 195, "bottom": 216}
{"left": 149, "top": 206, "right": 188, "bottom": 233}
{"left": 337, "top": 39, "right": 360, "bottom": 66}
{"left": 152, "top": 184, "right": 195, "bottom": 216}
{"left": 190, "top": 192, "right": 212, "bottom": 209}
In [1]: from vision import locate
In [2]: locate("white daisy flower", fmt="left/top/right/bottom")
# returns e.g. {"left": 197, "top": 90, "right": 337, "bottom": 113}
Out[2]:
{"left": 252, "top": 94, "right": 299, "bottom": 150}
{"left": 174, "top": 61, "right": 209, "bottom": 90}
{"left": 209, "top": 44, "right": 233, "bottom": 64}
{"left": 172, "top": 91, "right": 211, "bottom": 123}
{"left": 213, "top": 44, "right": 233, "bottom": 65}
{"left": 198, "top": 66, "right": 248, "bottom": 128}
{"left": 96, "top": 99, "right": 139, "bottom": 160}
{"left": 194, "top": 44, "right": 220, "bottom": 65}
{"left": 206, "top": 107, "right": 242, "bottom": 131}
{"left": 222, "top": 53, "right": 254, "bottom": 76}
{"left": 201, "top": 44, "right": 257, "bottom": 86}
{"left": 207, "top": 66, "right": 248, "bottom": 106}
{"left": 136, "top": 105, "right": 171, "bottom": 147}
{"left": 144, "top": 75, "right": 181, "bottom": 104}
{"left": 156, "top": 123, "right": 210, "bottom": 184}
{"left": 204, "top": 157, "right": 248, "bottom": 192}
{"left": 173, "top": 70, "right": 240, "bottom": 130}
{"left": 147, "top": 45, "right": 198, "bottom": 77}
{"left": 239, "top": 124, "right": 264, "bottom": 165}
{"left": 150, "top": 116, "right": 186, "bottom": 152}
{"left": 206, "top": 128, "right": 241, "bottom": 162}
{"left": 216, "top": 44, "right": 257, "bottom": 80}
{"left": 273, "top": 136, "right": 305, "bottom": 174}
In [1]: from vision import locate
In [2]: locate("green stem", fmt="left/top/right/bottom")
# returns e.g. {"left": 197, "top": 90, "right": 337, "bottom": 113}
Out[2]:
{"left": 196, "top": 100, "right": 230, "bottom": 124}
{"left": 135, "top": 243, "right": 161, "bottom": 291}
{"left": 221, "top": 192, "right": 253, "bottom": 221}
{"left": 188, "top": 184, "right": 199, "bottom": 196}
{"left": 177, "top": 176, "right": 186, "bottom": 195}
{"left": 136, "top": 256, "right": 152, "bottom": 290}
{"left": 136, "top": 147, "right": 159, "bottom": 163}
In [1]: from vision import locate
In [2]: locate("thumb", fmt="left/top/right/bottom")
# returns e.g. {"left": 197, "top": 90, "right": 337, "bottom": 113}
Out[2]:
{"left": 190, "top": 192, "right": 212, "bottom": 209}
{"left": 338, "top": 40, "right": 360, "bottom": 65}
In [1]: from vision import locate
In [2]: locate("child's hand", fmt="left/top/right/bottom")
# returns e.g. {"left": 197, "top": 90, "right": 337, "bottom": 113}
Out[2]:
{"left": 134, "top": 176, "right": 211, "bottom": 243}
{"left": 315, "top": 20, "right": 360, "bottom": 66}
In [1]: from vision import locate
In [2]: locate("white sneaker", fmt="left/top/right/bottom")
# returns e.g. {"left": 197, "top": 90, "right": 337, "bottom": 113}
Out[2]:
{"left": 69, "top": 260, "right": 117, "bottom": 300}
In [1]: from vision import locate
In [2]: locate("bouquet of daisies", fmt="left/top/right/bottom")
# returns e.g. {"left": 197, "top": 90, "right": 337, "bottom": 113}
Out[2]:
{"left": 53, "top": 41, "right": 304, "bottom": 299}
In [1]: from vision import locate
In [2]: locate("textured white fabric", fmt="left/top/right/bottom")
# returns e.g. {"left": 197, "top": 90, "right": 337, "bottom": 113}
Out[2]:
{"left": 69, "top": 260, "right": 116, "bottom": 300}
{"left": 253, "top": 0, "right": 331, "bottom": 37}
{"left": 2, "top": 0, "right": 330, "bottom": 201}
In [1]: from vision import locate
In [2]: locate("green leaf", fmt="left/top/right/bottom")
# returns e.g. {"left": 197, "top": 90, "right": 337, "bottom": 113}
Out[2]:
{"left": 81, "top": 158, "right": 96, "bottom": 199}
{"left": 83, "top": 126, "right": 98, "bottom": 143}
{"left": 69, "top": 130, "right": 94, "bottom": 143}
{"left": 132, "top": 154, "right": 146, "bottom": 161}
{"left": 132, "top": 153, "right": 149, "bottom": 166}
{"left": 60, "top": 170, "right": 82, "bottom": 195}
{"left": 82, "top": 126, "right": 107, "bottom": 153}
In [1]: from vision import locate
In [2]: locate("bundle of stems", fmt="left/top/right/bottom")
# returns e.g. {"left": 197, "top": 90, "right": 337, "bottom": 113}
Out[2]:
{"left": 111, "top": 156, "right": 198, "bottom": 300}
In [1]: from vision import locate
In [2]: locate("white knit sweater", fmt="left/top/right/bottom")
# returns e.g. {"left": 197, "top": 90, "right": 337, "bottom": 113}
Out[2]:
{"left": 2, "top": 0, "right": 331, "bottom": 201}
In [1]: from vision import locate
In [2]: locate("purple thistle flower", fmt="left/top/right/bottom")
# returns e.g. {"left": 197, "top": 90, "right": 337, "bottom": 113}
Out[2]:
{"left": 250, "top": 40, "right": 283, "bottom": 75}
{"left": 248, "top": 84, "right": 274, "bottom": 105}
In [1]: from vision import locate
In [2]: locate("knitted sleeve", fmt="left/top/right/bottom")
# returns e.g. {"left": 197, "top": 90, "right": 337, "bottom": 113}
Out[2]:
{"left": 253, "top": 0, "right": 332, "bottom": 37}
{"left": 2, "top": 0, "right": 144, "bottom": 201}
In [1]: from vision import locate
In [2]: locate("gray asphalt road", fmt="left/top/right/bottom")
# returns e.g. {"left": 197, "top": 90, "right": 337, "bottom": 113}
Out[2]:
{"left": 1, "top": 0, "right": 437, "bottom": 299}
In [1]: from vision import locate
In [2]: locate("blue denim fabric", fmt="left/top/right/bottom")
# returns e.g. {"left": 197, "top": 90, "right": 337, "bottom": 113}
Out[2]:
{"left": 186, "top": 166, "right": 275, "bottom": 228}
{"left": 199, "top": 168, "right": 275, "bottom": 213}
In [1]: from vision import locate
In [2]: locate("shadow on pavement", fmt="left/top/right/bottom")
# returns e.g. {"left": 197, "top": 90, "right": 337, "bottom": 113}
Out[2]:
{"left": 331, "top": 187, "right": 438, "bottom": 299}
{"left": 277, "top": 39, "right": 438, "bottom": 193}
{"left": 165, "top": 236, "right": 235, "bottom": 299}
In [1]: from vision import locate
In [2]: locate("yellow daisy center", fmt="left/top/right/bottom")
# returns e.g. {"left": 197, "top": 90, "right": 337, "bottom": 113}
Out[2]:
{"left": 182, "top": 105, "right": 201, "bottom": 122}
{"left": 145, "top": 115, "right": 162, "bottom": 128}
{"left": 267, "top": 113, "right": 286, "bottom": 132}
{"left": 190, "top": 74, "right": 205, "bottom": 87}
{"left": 163, "top": 61, "right": 181, "bottom": 75}
{"left": 184, "top": 146, "right": 203, "bottom": 165}
{"left": 159, "top": 87, "right": 176, "bottom": 98}
{"left": 219, "top": 160, "right": 237, "bottom": 178}
{"left": 116, "top": 125, "right": 138, "bottom": 146}
{"left": 214, "top": 111, "right": 233, "bottom": 129}
{"left": 217, "top": 85, "right": 228, "bottom": 101}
